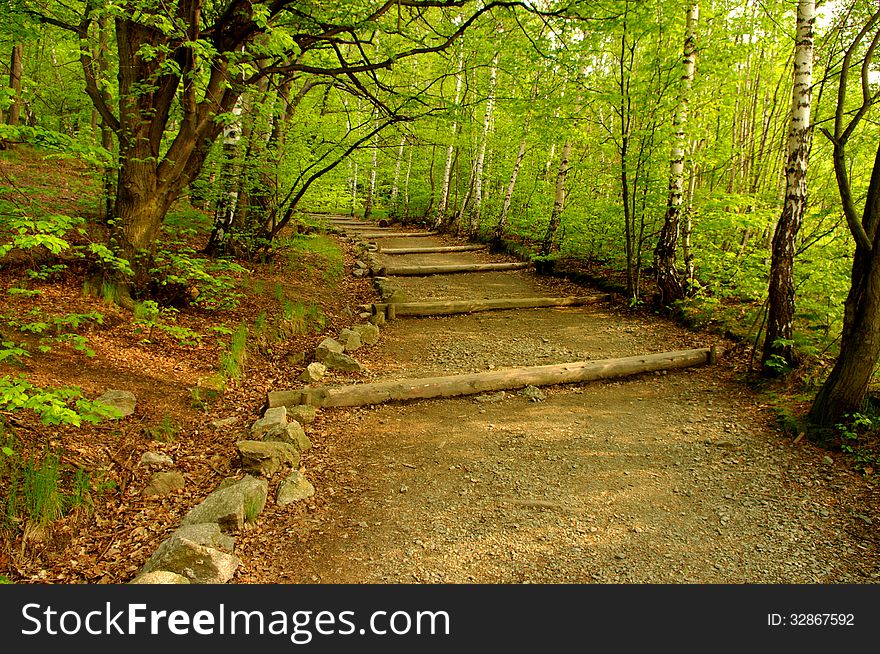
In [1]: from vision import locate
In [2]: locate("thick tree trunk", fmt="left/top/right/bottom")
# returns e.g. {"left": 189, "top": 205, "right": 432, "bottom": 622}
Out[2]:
{"left": 6, "top": 45, "right": 23, "bottom": 127}
{"left": 810, "top": 142, "right": 880, "bottom": 425}
{"left": 541, "top": 140, "right": 572, "bottom": 256}
{"left": 654, "top": 3, "right": 698, "bottom": 310}
{"left": 762, "top": 0, "right": 814, "bottom": 373}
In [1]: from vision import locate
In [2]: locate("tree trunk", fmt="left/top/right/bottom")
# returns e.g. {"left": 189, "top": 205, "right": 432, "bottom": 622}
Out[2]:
{"left": 762, "top": 0, "right": 814, "bottom": 373}
{"left": 468, "top": 51, "right": 499, "bottom": 234}
{"left": 435, "top": 46, "right": 465, "bottom": 229}
{"left": 6, "top": 45, "right": 23, "bottom": 127}
{"left": 494, "top": 138, "right": 527, "bottom": 242}
{"left": 403, "top": 144, "right": 413, "bottom": 220}
{"left": 541, "top": 140, "right": 572, "bottom": 256}
{"left": 389, "top": 134, "right": 406, "bottom": 214}
{"left": 810, "top": 141, "right": 880, "bottom": 425}
{"left": 654, "top": 3, "right": 698, "bottom": 310}
{"left": 363, "top": 110, "right": 380, "bottom": 221}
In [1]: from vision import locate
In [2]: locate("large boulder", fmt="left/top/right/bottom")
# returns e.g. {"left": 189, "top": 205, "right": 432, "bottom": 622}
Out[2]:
{"left": 136, "top": 538, "right": 240, "bottom": 584}
{"left": 141, "top": 523, "right": 236, "bottom": 575}
{"left": 315, "top": 338, "right": 344, "bottom": 362}
{"left": 353, "top": 323, "right": 380, "bottom": 345}
{"left": 95, "top": 389, "right": 136, "bottom": 418}
{"left": 180, "top": 475, "right": 268, "bottom": 531}
{"left": 338, "top": 328, "right": 362, "bottom": 352}
{"left": 321, "top": 351, "right": 364, "bottom": 373}
{"left": 277, "top": 471, "right": 316, "bottom": 506}
{"left": 250, "top": 406, "right": 287, "bottom": 438}
{"left": 287, "top": 405, "right": 318, "bottom": 426}
{"left": 236, "top": 440, "right": 301, "bottom": 476}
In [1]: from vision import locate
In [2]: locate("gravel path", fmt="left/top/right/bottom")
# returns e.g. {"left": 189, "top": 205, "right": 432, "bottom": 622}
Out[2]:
{"left": 236, "top": 230, "right": 880, "bottom": 584}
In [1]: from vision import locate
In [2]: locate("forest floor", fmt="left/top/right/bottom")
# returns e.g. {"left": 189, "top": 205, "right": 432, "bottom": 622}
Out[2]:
{"left": 235, "top": 229, "right": 880, "bottom": 584}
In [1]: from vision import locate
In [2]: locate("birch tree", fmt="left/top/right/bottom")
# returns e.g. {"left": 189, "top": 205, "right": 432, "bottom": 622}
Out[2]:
{"left": 541, "top": 139, "right": 572, "bottom": 256}
{"left": 761, "top": 0, "right": 814, "bottom": 373}
{"left": 654, "top": 2, "right": 698, "bottom": 310}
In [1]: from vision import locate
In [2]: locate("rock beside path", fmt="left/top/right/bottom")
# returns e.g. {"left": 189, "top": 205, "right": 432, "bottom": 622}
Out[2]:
{"left": 95, "top": 389, "right": 136, "bottom": 418}
{"left": 277, "top": 471, "right": 316, "bottom": 506}
{"left": 181, "top": 475, "right": 268, "bottom": 531}
{"left": 236, "top": 440, "right": 301, "bottom": 476}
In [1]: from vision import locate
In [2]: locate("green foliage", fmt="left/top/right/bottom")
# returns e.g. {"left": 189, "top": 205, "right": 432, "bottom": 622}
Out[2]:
{"left": 0, "top": 125, "right": 113, "bottom": 167}
{"left": 143, "top": 415, "right": 179, "bottom": 443}
{"left": 280, "top": 234, "right": 344, "bottom": 285}
{"left": 0, "top": 425, "right": 96, "bottom": 535}
{"left": 0, "top": 209, "right": 82, "bottom": 259}
{"left": 0, "top": 376, "right": 120, "bottom": 426}
{"left": 834, "top": 412, "right": 880, "bottom": 472}
{"left": 218, "top": 323, "right": 248, "bottom": 381}
{"left": 133, "top": 300, "right": 202, "bottom": 346}
{"left": 279, "top": 300, "right": 326, "bottom": 337}
{"left": 152, "top": 246, "right": 247, "bottom": 310}
{"left": 2, "top": 311, "right": 102, "bottom": 358}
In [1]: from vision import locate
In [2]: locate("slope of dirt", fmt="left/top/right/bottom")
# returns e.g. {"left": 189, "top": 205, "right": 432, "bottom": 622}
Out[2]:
{"left": 236, "top": 230, "right": 880, "bottom": 584}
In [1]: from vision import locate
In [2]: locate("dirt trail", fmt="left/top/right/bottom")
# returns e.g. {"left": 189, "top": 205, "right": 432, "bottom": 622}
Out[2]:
{"left": 237, "top": 230, "right": 880, "bottom": 584}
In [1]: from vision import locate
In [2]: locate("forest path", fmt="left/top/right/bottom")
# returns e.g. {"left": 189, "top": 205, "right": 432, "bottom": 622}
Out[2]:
{"left": 236, "top": 226, "right": 879, "bottom": 583}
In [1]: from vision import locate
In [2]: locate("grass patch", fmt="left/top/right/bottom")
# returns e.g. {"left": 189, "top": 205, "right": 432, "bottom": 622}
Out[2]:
{"left": 280, "top": 234, "right": 344, "bottom": 285}
{"left": 218, "top": 323, "right": 248, "bottom": 381}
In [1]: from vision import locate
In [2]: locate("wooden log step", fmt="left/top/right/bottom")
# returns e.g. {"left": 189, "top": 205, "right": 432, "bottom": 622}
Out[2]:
{"left": 382, "top": 262, "right": 530, "bottom": 276}
{"left": 359, "top": 232, "right": 437, "bottom": 238}
{"left": 267, "top": 348, "right": 716, "bottom": 408}
{"left": 371, "top": 295, "right": 603, "bottom": 317}
{"left": 379, "top": 245, "right": 488, "bottom": 254}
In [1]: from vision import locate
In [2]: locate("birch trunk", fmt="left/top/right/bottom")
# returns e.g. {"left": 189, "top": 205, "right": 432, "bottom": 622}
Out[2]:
{"left": 468, "top": 51, "right": 499, "bottom": 234}
{"left": 363, "top": 109, "right": 379, "bottom": 221}
{"left": 494, "top": 138, "right": 527, "bottom": 242}
{"left": 541, "top": 140, "right": 572, "bottom": 256}
{"left": 434, "top": 46, "right": 465, "bottom": 228}
{"left": 654, "top": 3, "right": 698, "bottom": 310}
{"left": 762, "top": 0, "right": 814, "bottom": 372}
{"left": 389, "top": 134, "right": 406, "bottom": 212}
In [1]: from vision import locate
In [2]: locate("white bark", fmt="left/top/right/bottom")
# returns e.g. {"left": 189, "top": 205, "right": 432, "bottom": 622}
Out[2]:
{"left": 468, "top": 51, "right": 499, "bottom": 232}
{"left": 495, "top": 138, "right": 527, "bottom": 239}
{"left": 390, "top": 134, "right": 406, "bottom": 203}
{"left": 541, "top": 140, "right": 572, "bottom": 255}
{"left": 435, "top": 46, "right": 465, "bottom": 228}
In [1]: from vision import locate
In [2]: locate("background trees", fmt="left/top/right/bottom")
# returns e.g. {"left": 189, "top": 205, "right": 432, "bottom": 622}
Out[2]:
{"left": 3, "top": 0, "right": 880, "bottom": 427}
